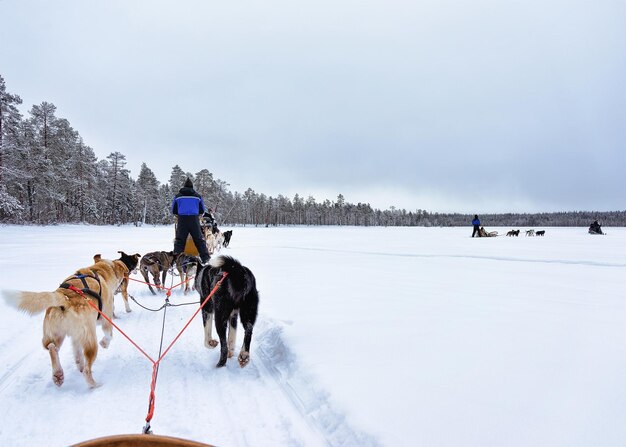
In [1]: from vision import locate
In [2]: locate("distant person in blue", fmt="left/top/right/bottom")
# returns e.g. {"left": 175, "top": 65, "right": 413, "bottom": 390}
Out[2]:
{"left": 471, "top": 214, "right": 481, "bottom": 237}
{"left": 172, "top": 177, "right": 211, "bottom": 263}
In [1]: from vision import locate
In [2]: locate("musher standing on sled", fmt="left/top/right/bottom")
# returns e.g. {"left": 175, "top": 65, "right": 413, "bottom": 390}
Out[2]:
{"left": 172, "top": 177, "right": 211, "bottom": 263}
{"left": 471, "top": 214, "right": 481, "bottom": 237}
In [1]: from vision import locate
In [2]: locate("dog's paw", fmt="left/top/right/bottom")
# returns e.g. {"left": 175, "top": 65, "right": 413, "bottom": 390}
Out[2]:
{"left": 228, "top": 349, "right": 234, "bottom": 358}
{"left": 52, "top": 369, "right": 64, "bottom": 386}
{"left": 238, "top": 351, "right": 250, "bottom": 368}
{"left": 99, "top": 338, "right": 110, "bottom": 349}
{"left": 205, "top": 339, "right": 218, "bottom": 349}
{"left": 75, "top": 359, "right": 85, "bottom": 373}
{"left": 216, "top": 359, "right": 227, "bottom": 368}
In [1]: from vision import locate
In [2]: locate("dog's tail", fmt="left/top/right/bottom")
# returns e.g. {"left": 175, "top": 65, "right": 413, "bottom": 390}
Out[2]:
{"left": 2, "top": 290, "right": 68, "bottom": 315}
{"left": 209, "top": 255, "right": 255, "bottom": 295}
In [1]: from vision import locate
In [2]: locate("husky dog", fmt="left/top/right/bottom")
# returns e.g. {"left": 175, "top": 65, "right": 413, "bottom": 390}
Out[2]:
{"left": 175, "top": 253, "right": 202, "bottom": 294}
{"left": 222, "top": 230, "right": 233, "bottom": 248}
{"left": 194, "top": 255, "right": 259, "bottom": 368}
{"left": 201, "top": 226, "right": 217, "bottom": 255}
{"left": 213, "top": 231, "right": 225, "bottom": 252}
{"left": 139, "top": 251, "right": 178, "bottom": 295}
{"left": 2, "top": 252, "right": 139, "bottom": 388}
{"left": 97, "top": 252, "right": 141, "bottom": 313}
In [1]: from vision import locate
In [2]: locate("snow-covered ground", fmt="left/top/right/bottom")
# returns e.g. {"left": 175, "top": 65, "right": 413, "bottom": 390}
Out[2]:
{"left": 1, "top": 224, "right": 625, "bottom": 447}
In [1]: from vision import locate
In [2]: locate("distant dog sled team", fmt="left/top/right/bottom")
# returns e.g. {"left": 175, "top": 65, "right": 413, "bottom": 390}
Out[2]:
{"left": 1, "top": 177, "right": 248, "bottom": 389}
{"left": 472, "top": 215, "right": 604, "bottom": 238}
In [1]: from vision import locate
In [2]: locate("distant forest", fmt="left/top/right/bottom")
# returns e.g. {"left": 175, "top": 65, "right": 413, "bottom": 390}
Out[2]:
{"left": 1, "top": 75, "right": 625, "bottom": 228}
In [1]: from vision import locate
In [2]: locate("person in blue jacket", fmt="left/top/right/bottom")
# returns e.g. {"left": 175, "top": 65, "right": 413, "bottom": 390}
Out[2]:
{"left": 471, "top": 214, "right": 481, "bottom": 237}
{"left": 172, "top": 177, "right": 211, "bottom": 263}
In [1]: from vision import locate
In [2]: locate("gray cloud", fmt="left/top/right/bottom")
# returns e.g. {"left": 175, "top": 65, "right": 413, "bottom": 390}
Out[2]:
{"left": 1, "top": 0, "right": 624, "bottom": 213}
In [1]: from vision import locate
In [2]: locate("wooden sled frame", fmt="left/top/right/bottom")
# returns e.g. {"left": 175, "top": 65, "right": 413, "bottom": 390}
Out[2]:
{"left": 72, "top": 433, "right": 214, "bottom": 447}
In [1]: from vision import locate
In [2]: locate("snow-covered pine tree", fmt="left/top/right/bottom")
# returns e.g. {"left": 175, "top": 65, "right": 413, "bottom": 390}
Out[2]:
{"left": 46, "top": 117, "right": 81, "bottom": 221}
{"left": 70, "top": 140, "right": 100, "bottom": 222}
{"left": 194, "top": 168, "right": 214, "bottom": 205}
{"left": 0, "top": 75, "right": 24, "bottom": 218}
{"left": 105, "top": 151, "right": 131, "bottom": 224}
{"left": 169, "top": 165, "right": 187, "bottom": 192}
{"left": 23, "top": 102, "right": 57, "bottom": 222}
{"left": 136, "top": 162, "right": 161, "bottom": 225}
{"left": 159, "top": 183, "right": 174, "bottom": 224}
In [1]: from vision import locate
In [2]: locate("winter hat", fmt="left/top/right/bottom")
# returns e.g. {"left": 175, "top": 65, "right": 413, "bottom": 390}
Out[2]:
{"left": 184, "top": 177, "right": 193, "bottom": 188}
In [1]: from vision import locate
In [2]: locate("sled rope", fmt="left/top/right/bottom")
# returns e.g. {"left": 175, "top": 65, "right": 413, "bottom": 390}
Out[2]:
{"left": 126, "top": 269, "right": 196, "bottom": 312}
{"left": 129, "top": 294, "right": 200, "bottom": 312}
{"left": 145, "top": 294, "right": 169, "bottom": 433}
{"left": 127, "top": 275, "right": 194, "bottom": 298}
{"left": 82, "top": 272, "right": 229, "bottom": 434}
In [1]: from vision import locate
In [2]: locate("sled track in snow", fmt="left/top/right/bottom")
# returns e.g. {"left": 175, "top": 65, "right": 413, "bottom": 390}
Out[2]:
{"left": 255, "top": 320, "right": 380, "bottom": 447}
{"left": 274, "top": 246, "right": 626, "bottom": 268}
{"left": 0, "top": 352, "right": 37, "bottom": 395}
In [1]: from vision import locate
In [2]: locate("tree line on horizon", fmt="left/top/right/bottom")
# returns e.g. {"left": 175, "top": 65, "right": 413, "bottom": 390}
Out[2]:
{"left": 1, "top": 74, "right": 625, "bottom": 228}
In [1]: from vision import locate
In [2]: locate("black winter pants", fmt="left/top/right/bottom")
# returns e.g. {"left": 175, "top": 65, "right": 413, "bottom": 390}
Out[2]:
{"left": 174, "top": 215, "right": 211, "bottom": 262}
{"left": 472, "top": 225, "right": 481, "bottom": 237}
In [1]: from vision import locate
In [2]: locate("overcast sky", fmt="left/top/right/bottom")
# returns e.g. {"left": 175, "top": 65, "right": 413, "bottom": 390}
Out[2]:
{"left": 1, "top": 0, "right": 625, "bottom": 213}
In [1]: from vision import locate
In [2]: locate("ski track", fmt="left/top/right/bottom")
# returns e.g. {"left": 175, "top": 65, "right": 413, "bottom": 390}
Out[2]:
{"left": 0, "top": 351, "right": 38, "bottom": 395}
{"left": 272, "top": 245, "right": 626, "bottom": 268}
{"left": 255, "top": 321, "right": 381, "bottom": 447}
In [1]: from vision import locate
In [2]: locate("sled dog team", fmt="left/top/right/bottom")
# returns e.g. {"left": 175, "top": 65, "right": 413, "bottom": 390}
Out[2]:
{"left": 505, "top": 229, "right": 546, "bottom": 237}
{"left": 202, "top": 228, "right": 234, "bottom": 254}
{"left": 1, "top": 231, "right": 259, "bottom": 389}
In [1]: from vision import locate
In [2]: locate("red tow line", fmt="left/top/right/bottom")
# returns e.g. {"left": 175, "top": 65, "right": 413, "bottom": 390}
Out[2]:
{"left": 79, "top": 272, "right": 229, "bottom": 433}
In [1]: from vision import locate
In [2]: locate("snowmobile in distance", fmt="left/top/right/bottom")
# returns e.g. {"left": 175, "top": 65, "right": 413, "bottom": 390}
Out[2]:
{"left": 588, "top": 220, "right": 604, "bottom": 235}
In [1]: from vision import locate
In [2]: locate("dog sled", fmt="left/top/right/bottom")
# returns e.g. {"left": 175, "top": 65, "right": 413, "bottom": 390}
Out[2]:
{"left": 72, "top": 433, "right": 214, "bottom": 446}
{"left": 184, "top": 233, "right": 201, "bottom": 256}
{"left": 478, "top": 227, "right": 498, "bottom": 237}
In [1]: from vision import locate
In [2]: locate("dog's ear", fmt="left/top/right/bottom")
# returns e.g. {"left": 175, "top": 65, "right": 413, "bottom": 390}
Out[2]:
{"left": 93, "top": 254, "right": 102, "bottom": 263}
{"left": 121, "top": 252, "right": 141, "bottom": 260}
{"left": 118, "top": 251, "right": 140, "bottom": 271}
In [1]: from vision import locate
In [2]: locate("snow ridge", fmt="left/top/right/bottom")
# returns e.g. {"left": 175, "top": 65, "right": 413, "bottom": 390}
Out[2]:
{"left": 255, "top": 319, "right": 380, "bottom": 447}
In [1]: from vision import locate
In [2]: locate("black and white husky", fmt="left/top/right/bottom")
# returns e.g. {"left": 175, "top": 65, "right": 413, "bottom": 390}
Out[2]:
{"left": 194, "top": 255, "right": 259, "bottom": 368}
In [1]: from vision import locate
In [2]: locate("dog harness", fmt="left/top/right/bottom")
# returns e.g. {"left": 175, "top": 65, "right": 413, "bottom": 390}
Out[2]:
{"left": 59, "top": 271, "right": 103, "bottom": 319}
{"left": 143, "top": 254, "right": 165, "bottom": 267}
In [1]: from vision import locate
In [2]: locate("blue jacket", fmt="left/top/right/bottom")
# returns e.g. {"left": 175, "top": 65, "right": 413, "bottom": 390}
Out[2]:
{"left": 172, "top": 187, "right": 206, "bottom": 216}
{"left": 472, "top": 218, "right": 480, "bottom": 226}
